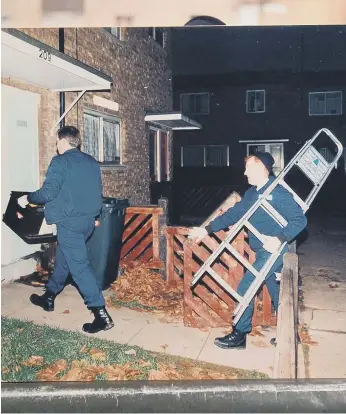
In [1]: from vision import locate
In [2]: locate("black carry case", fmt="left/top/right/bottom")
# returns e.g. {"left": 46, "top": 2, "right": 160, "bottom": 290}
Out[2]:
{"left": 2, "top": 191, "right": 57, "bottom": 244}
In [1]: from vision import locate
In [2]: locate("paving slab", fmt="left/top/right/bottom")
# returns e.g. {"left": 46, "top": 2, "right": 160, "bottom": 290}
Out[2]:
{"left": 197, "top": 326, "right": 276, "bottom": 377}
{"left": 308, "top": 330, "right": 346, "bottom": 379}
{"left": 128, "top": 322, "right": 210, "bottom": 360}
{"left": 310, "top": 309, "right": 346, "bottom": 333}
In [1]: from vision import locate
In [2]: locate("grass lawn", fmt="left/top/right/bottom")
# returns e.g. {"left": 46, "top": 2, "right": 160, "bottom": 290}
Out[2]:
{"left": 1, "top": 316, "right": 268, "bottom": 382}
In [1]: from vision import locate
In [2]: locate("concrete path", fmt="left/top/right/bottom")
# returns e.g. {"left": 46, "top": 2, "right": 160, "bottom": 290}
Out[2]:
{"left": 1, "top": 282, "right": 276, "bottom": 377}
{"left": 298, "top": 218, "right": 346, "bottom": 379}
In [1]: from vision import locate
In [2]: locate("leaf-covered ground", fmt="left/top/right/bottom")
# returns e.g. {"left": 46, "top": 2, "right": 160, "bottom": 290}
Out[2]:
{"left": 1, "top": 317, "right": 268, "bottom": 382}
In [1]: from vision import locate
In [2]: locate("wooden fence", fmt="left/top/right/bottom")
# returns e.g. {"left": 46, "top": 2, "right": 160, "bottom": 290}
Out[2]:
{"left": 273, "top": 252, "right": 299, "bottom": 379}
{"left": 119, "top": 195, "right": 277, "bottom": 329}
{"left": 120, "top": 205, "right": 165, "bottom": 271}
{"left": 166, "top": 226, "right": 276, "bottom": 328}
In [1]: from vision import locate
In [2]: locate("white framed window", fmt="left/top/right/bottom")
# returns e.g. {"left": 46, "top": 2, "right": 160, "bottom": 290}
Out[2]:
{"left": 181, "top": 145, "right": 229, "bottom": 167}
{"left": 148, "top": 28, "right": 164, "bottom": 48}
{"left": 149, "top": 128, "right": 169, "bottom": 182}
{"left": 83, "top": 111, "right": 121, "bottom": 165}
{"left": 104, "top": 27, "right": 123, "bottom": 40}
{"left": 180, "top": 93, "right": 210, "bottom": 115}
{"left": 246, "top": 90, "right": 266, "bottom": 113}
{"left": 246, "top": 142, "right": 284, "bottom": 176}
{"left": 309, "top": 91, "right": 342, "bottom": 116}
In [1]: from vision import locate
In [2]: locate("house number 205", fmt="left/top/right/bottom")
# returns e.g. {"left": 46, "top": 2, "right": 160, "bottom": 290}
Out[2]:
{"left": 39, "top": 48, "right": 51, "bottom": 62}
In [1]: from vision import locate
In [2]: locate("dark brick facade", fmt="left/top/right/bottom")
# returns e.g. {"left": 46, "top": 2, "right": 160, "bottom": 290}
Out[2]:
{"left": 3, "top": 27, "right": 173, "bottom": 205}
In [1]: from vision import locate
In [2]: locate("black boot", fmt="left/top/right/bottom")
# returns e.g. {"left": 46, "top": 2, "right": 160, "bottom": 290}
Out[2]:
{"left": 30, "top": 290, "right": 56, "bottom": 312}
{"left": 82, "top": 307, "right": 114, "bottom": 334}
{"left": 214, "top": 329, "right": 247, "bottom": 349}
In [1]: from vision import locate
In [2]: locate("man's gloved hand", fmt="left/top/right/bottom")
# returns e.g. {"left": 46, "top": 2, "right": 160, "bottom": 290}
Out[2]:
{"left": 188, "top": 227, "right": 208, "bottom": 243}
{"left": 263, "top": 235, "right": 281, "bottom": 253}
{"left": 17, "top": 195, "right": 29, "bottom": 209}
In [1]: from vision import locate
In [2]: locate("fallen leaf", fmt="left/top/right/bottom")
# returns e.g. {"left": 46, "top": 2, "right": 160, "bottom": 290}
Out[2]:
{"left": 80, "top": 345, "right": 87, "bottom": 353}
{"left": 138, "top": 359, "right": 151, "bottom": 368}
{"left": 124, "top": 349, "right": 137, "bottom": 356}
{"left": 62, "top": 309, "right": 70, "bottom": 314}
{"left": 2, "top": 368, "right": 10, "bottom": 374}
{"left": 329, "top": 283, "right": 339, "bottom": 289}
{"left": 36, "top": 359, "right": 67, "bottom": 381}
{"left": 103, "top": 365, "right": 127, "bottom": 380}
{"left": 249, "top": 327, "right": 265, "bottom": 337}
{"left": 16, "top": 328, "right": 24, "bottom": 332}
{"left": 14, "top": 366, "right": 21, "bottom": 373}
{"left": 23, "top": 356, "right": 44, "bottom": 367}
{"left": 148, "top": 370, "right": 170, "bottom": 380}
{"left": 251, "top": 339, "right": 269, "bottom": 348}
{"left": 89, "top": 349, "right": 106, "bottom": 361}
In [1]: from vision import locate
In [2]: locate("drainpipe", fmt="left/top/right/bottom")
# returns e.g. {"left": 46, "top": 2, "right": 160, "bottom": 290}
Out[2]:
{"left": 59, "top": 28, "right": 65, "bottom": 128}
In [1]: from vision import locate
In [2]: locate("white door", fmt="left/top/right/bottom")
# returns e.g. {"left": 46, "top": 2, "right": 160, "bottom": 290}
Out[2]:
{"left": 1, "top": 85, "right": 40, "bottom": 265}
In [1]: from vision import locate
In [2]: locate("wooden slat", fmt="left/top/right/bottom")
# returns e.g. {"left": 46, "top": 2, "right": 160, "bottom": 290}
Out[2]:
{"left": 122, "top": 214, "right": 148, "bottom": 242}
{"left": 203, "top": 275, "right": 236, "bottom": 311}
{"left": 165, "top": 226, "right": 190, "bottom": 236}
{"left": 126, "top": 206, "right": 163, "bottom": 215}
{"left": 166, "top": 232, "right": 175, "bottom": 284}
{"left": 262, "top": 286, "right": 273, "bottom": 325}
{"left": 124, "top": 212, "right": 136, "bottom": 225}
{"left": 121, "top": 217, "right": 152, "bottom": 258}
{"left": 184, "top": 296, "right": 222, "bottom": 327}
{"left": 125, "top": 232, "right": 153, "bottom": 263}
{"left": 194, "top": 284, "right": 233, "bottom": 324}
{"left": 140, "top": 245, "right": 154, "bottom": 263}
{"left": 152, "top": 213, "right": 160, "bottom": 261}
{"left": 183, "top": 244, "right": 194, "bottom": 320}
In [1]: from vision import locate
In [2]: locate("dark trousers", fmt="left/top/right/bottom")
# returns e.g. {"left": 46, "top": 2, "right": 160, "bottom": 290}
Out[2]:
{"left": 46, "top": 217, "right": 105, "bottom": 308}
{"left": 235, "top": 246, "right": 288, "bottom": 333}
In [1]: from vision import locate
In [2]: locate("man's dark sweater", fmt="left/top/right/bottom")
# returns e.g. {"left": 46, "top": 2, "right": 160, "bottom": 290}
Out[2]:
{"left": 205, "top": 176, "right": 307, "bottom": 251}
{"left": 28, "top": 148, "right": 102, "bottom": 225}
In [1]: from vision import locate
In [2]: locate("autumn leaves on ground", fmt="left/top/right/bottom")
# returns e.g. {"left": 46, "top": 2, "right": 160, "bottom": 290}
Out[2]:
{"left": 1, "top": 317, "right": 268, "bottom": 382}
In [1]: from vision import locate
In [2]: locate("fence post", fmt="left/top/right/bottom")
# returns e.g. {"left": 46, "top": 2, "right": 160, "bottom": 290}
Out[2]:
{"left": 158, "top": 197, "right": 168, "bottom": 280}
{"left": 273, "top": 252, "right": 299, "bottom": 379}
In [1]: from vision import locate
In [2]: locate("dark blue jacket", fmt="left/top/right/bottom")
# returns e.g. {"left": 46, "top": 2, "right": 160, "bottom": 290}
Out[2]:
{"left": 206, "top": 176, "right": 307, "bottom": 251}
{"left": 28, "top": 148, "right": 102, "bottom": 225}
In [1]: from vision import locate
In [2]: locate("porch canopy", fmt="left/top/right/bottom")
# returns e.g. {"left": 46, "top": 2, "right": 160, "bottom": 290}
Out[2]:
{"left": 145, "top": 111, "right": 202, "bottom": 130}
{"left": 1, "top": 29, "right": 112, "bottom": 92}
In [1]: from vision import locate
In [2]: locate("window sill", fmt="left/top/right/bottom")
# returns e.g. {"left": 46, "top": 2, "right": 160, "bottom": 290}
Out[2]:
{"left": 100, "top": 164, "right": 127, "bottom": 171}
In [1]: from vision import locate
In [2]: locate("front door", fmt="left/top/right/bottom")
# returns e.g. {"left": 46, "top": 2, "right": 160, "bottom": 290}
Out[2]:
{"left": 1, "top": 85, "right": 40, "bottom": 265}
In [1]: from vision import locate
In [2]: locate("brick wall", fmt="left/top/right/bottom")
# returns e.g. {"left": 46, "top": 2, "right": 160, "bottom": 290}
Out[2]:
{"left": 2, "top": 27, "right": 173, "bottom": 205}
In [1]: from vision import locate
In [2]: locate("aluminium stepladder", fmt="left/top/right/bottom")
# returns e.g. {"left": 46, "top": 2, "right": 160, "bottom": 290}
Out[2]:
{"left": 190, "top": 128, "right": 344, "bottom": 325}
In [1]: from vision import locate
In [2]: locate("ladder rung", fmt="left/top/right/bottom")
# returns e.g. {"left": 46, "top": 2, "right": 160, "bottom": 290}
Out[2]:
{"left": 260, "top": 199, "right": 288, "bottom": 227}
{"left": 207, "top": 267, "right": 243, "bottom": 303}
{"left": 278, "top": 179, "right": 309, "bottom": 211}
{"left": 224, "top": 243, "right": 260, "bottom": 278}
{"left": 244, "top": 221, "right": 267, "bottom": 244}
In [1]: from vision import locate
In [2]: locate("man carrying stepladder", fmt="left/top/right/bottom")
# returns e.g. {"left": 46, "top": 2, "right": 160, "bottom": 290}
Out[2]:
{"left": 188, "top": 152, "right": 307, "bottom": 349}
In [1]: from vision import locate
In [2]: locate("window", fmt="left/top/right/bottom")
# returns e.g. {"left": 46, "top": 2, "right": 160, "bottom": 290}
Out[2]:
{"left": 246, "top": 90, "right": 266, "bottom": 113}
{"left": 83, "top": 112, "right": 121, "bottom": 165}
{"left": 247, "top": 142, "right": 284, "bottom": 176}
{"left": 148, "top": 28, "right": 164, "bottom": 47}
{"left": 181, "top": 145, "right": 229, "bottom": 167}
{"left": 149, "top": 128, "right": 169, "bottom": 182}
{"left": 104, "top": 27, "right": 123, "bottom": 40}
{"left": 309, "top": 91, "right": 342, "bottom": 116}
{"left": 180, "top": 93, "right": 210, "bottom": 115}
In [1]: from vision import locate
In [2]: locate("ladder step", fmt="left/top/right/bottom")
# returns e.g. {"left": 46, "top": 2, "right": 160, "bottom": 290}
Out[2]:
{"left": 223, "top": 243, "right": 260, "bottom": 278}
{"left": 278, "top": 179, "right": 309, "bottom": 211}
{"left": 260, "top": 199, "right": 288, "bottom": 227}
{"left": 244, "top": 221, "right": 267, "bottom": 244}
{"left": 207, "top": 267, "right": 243, "bottom": 303}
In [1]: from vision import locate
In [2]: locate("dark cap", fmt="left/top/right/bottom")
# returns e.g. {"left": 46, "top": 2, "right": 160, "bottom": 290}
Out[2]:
{"left": 254, "top": 151, "right": 275, "bottom": 174}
